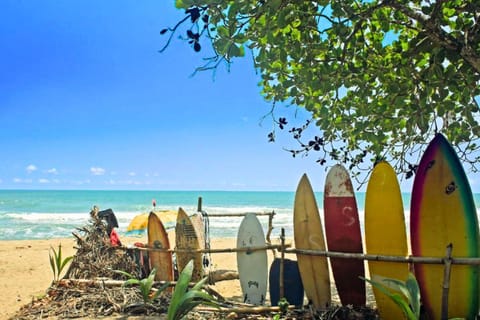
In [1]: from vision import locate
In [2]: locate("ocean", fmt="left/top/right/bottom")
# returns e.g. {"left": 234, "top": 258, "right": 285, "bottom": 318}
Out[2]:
{"left": 0, "top": 190, "right": 479, "bottom": 241}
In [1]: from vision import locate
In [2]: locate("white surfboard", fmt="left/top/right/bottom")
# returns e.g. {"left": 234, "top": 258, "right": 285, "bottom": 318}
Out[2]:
{"left": 236, "top": 213, "right": 268, "bottom": 305}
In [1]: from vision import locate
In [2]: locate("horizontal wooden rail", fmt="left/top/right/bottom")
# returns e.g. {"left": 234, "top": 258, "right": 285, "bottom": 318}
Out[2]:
{"left": 119, "top": 243, "right": 291, "bottom": 254}
{"left": 286, "top": 248, "right": 480, "bottom": 265}
{"left": 201, "top": 212, "right": 275, "bottom": 218}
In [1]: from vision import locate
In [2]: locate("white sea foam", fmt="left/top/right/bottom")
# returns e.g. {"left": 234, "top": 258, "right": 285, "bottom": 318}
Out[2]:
{"left": 0, "top": 205, "right": 478, "bottom": 241}
{"left": 6, "top": 212, "right": 90, "bottom": 223}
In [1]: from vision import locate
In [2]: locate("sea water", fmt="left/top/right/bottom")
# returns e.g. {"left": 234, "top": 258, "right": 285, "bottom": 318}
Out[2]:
{"left": 0, "top": 190, "right": 479, "bottom": 241}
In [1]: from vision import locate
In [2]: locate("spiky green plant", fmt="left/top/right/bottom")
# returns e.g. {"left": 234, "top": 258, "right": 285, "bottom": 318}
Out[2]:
{"left": 361, "top": 272, "right": 421, "bottom": 320}
{"left": 116, "top": 268, "right": 170, "bottom": 305}
{"left": 49, "top": 244, "right": 73, "bottom": 282}
{"left": 167, "top": 260, "right": 220, "bottom": 320}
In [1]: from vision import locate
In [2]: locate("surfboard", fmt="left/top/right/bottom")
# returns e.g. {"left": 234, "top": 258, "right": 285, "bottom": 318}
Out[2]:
{"left": 236, "top": 212, "right": 268, "bottom": 305}
{"left": 147, "top": 211, "right": 174, "bottom": 282}
{"left": 365, "top": 161, "right": 409, "bottom": 320}
{"left": 411, "top": 133, "right": 479, "bottom": 319}
{"left": 175, "top": 207, "right": 204, "bottom": 282}
{"left": 190, "top": 213, "right": 205, "bottom": 252}
{"left": 269, "top": 258, "right": 304, "bottom": 306}
{"left": 324, "top": 164, "right": 365, "bottom": 306}
{"left": 294, "top": 173, "right": 331, "bottom": 310}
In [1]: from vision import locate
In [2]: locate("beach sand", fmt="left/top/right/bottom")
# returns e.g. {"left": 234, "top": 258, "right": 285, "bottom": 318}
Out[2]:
{"left": 0, "top": 235, "right": 283, "bottom": 319}
{"left": 1, "top": 232, "right": 376, "bottom": 319}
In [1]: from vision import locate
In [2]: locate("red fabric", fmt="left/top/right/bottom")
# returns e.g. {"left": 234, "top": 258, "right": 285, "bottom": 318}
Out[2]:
{"left": 109, "top": 228, "right": 121, "bottom": 246}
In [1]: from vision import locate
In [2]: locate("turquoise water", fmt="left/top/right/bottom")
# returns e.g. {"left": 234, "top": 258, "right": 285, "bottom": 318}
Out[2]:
{"left": 0, "top": 190, "right": 479, "bottom": 240}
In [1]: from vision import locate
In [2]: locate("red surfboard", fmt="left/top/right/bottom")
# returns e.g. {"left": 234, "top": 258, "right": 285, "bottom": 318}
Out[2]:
{"left": 324, "top": 164, "right": 365, "bottom": 306}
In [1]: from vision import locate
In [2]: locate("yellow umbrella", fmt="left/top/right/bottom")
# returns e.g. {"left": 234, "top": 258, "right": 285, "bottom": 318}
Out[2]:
{"left": 127, "top": 210, "right": 177, "bottom": 232}
{"left": 127, "top": 213, "right": 149, "bottom": 232}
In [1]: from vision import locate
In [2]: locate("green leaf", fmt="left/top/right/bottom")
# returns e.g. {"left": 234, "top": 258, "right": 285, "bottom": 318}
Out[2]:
{"left": 214, "top": 38, "right": 230, "bottom": 55}
{"left": 216, "top": 26, "right": 229, "bottom": 38}
{"left": 268, "top": 0, "right": 282, "bottom": 10}
{"left": 56, "top": 245, "right": 62, "bottom": 273}
{"left": 362, "top": 276, "right": 417, "bottom": 320}
{"left": 49, "top": 252, "right": 56, "bottom": 280}
{"left": 60, "top": 256, "right": 73, "bottom": 273}
{"left": 175, "top": 0, "right": 195, "bottom": 9}
{"left": 168, "top": 260, "right": 194, "bottom": 320}
{"left": 123, "top": 278, "right": 140, "bottom": 286}
{"left": 113, "top": 269, "right": 136, "bottom": 279}
{"left": 191, "top": 276, "right": 208, "bottom": 291}
{"left": 405, "top": 273, "right": 421, "bottom": 318}
{"left": 152, "top": 282, "right": 171, "bottom": 300}
{"left": 292, "top": 18, "right": 301, "bottom": 28}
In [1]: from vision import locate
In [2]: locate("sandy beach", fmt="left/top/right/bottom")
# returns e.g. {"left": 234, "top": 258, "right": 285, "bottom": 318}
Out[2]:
{"left": 0, "top": 235, "right": 282, "bottom": 319}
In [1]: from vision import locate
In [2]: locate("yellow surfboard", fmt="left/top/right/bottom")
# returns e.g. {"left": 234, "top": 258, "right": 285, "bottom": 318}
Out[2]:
{"left": 294, "top": 174, "right": 331, "bottom": 310}
{"left": 365, "top": 161, "right": 409, "bottom": 319}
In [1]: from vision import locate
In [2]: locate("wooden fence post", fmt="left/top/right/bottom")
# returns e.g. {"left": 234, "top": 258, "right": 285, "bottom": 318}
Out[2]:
{"left": 279, "top": 227, "right": 286, "bottom": 300}
{"left": 441, "top": 243, "right": 453, "bottom": 320}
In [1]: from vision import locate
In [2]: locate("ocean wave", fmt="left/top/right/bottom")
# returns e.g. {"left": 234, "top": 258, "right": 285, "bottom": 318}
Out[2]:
{"left": 0, "top": 206, "right": 475, "bottom": 241}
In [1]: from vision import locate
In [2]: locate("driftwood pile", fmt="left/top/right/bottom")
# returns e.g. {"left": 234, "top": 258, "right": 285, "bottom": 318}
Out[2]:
{"left": 13, "top": 280, "right": 156, "bottom": 319}
{"left": 13, "top": 215, "right": 170, "bottom": 319}
{"left": 65, "top": 211, "right": 138, "bottom": 280}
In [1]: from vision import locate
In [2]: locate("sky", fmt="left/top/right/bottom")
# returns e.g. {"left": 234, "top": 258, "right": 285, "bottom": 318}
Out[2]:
{"left": 0, "top": 0, "right": 330, "bottom": 191}
{"left": 1, "top": 1, "right": 478, "bottom": 192}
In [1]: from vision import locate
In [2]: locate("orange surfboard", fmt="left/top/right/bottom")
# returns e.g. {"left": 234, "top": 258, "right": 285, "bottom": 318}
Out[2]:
{"left": 147, "top": 211, "right": 173, "bottom": 281}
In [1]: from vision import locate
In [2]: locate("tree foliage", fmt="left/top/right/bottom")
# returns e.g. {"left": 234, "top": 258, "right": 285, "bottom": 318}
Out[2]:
{"left": 161, "top": 0, "right": 480, "bottom": 182}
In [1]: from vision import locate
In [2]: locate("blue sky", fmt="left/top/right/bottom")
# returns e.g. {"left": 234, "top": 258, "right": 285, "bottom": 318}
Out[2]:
{"left": 1, "top": 1, "right": 479, "bottom": 193}
{"left": 0, "top": 1, "right": 331, "bottom": 191}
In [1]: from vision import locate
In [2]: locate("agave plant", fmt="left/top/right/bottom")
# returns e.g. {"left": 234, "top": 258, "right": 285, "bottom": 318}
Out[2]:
{"left": 49, "top": 244, "right": 73, "bottom": 282}
{"left": 362, "top": 272, "right": 421, "bottom": 320}
{"left": 116, "top": 267, "right": 170, "bottom": 305}
{"left": 168, "top": 260, "right": 220, "bottom": 320}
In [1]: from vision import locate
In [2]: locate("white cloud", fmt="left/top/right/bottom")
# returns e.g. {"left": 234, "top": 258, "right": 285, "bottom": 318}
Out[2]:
{"left": 72, "top": 179, "right": 92, "bottom": 185}
{"left": 26, "top": 164, "right": 37, "bottom": 173}
{"left": 90, "top": 167, "right": 106, "bottom": 176}
{"left": 13, "top": 178, "right": 33, "bottom": 184}
{"left": 39, "top": 178, "right": 50, "bottom": 184}
{"left": 128, "top": 172, "right": 136, "bottom": 177}
{"left": 46, "top": 168, "right": 58, "bottom": 175}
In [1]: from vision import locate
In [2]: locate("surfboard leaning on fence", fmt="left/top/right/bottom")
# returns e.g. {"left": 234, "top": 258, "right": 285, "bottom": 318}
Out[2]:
{"left": 411, "top": 133, "right": 480, "bottom": 319}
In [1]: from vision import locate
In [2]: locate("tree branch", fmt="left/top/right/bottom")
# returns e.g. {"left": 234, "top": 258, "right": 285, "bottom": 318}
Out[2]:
{"left": 387, "top": 2, "right": 480, "bottom": 74}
